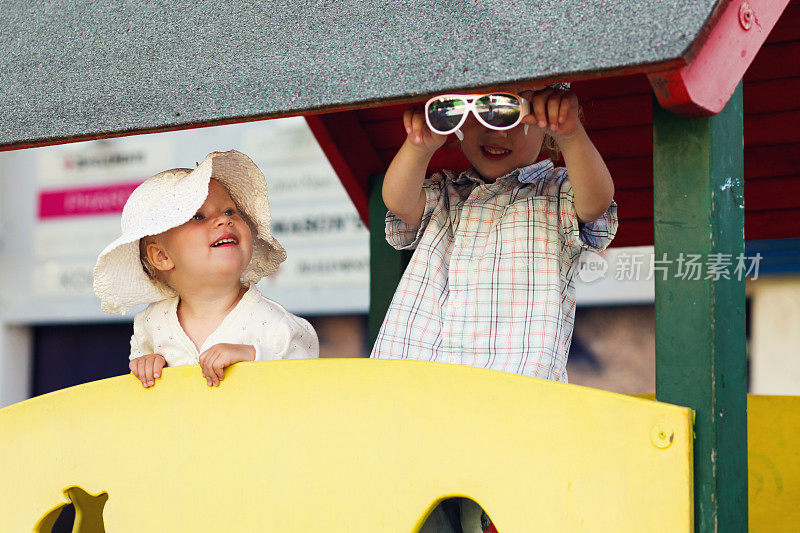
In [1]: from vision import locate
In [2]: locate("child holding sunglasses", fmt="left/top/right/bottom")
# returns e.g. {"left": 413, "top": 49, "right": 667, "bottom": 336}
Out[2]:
{"left": 372, "top": 86, "right": 617, "bottom": 531}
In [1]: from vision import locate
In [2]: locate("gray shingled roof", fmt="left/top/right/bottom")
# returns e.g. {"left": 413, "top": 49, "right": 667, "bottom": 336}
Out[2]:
{"left": 0, "top": 0, "right": 720, "bottom": 148}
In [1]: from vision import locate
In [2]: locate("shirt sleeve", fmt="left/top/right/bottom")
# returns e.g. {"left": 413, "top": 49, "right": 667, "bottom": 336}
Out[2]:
{"left": 129, "top": 309, "right": 150, "bottom": 360}
{"left": 384, "top": 172, "right": 444, "bottom": 250}
{"left": 129, "top": 334, "right": 143, "bottom": 360}
{"left": 558, "top": 173, "right": 618, "bottom": 254}
{"left": 254, "top": 313, "right": 319, "bottom": 361}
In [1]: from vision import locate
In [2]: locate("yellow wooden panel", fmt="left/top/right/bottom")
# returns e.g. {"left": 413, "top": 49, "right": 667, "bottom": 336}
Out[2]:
{"left": 634, "top": 393, "right": 800, "bottom": 532}
{"left": 0, "top": 360, "right": 692, "bottom": 532}
{"left": 748, "top": 395, "right": 800, "bottom": 533}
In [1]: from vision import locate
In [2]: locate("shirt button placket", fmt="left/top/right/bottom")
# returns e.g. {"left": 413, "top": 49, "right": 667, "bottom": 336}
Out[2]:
{"left": 450, "top": 292, "right": 464, "bottom": 364}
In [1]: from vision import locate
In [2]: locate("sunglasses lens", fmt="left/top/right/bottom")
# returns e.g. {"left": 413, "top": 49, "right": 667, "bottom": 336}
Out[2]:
{"left": 427, "top": 97, "right": 467, "bottom": 133}
{"left": 474, "top": 94, "right": 521, "bottom": 128}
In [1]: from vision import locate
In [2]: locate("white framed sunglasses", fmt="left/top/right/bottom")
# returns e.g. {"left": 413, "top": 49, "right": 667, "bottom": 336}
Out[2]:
{"left": 424, "top": 92, "right": 531, "bottom": 136}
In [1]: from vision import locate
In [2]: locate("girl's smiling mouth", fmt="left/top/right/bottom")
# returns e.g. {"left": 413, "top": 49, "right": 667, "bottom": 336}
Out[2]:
{"left": 211, "top": 234, "right": 239, "bottom": 247}
{"left": 481, "top": 145, "right": 511, "bottom": 160}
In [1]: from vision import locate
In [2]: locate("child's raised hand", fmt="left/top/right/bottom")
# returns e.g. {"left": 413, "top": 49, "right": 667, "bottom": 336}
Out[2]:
{"left": 520, "top": 88, "right": 582, "bottom": 140}
{"left": 130, "top": 354, "right": 166, "bottom": 388}
{"left": 403, "top": 107, "right": 448, "bottom": 152}
{"left": 198, "top": 343, "right": 256, "bottom": 386}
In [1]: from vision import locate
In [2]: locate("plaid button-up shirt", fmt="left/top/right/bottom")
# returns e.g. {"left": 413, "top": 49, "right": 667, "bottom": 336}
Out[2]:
{"left": 371, "top": 159, "right": 618, "bottom": 382}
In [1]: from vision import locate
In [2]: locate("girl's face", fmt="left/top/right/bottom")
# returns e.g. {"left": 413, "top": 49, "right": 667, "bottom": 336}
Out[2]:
{"left": 458, "top": 115, "right": 546, "bottom": 181}
{"left": 152, "top": 179, "right": 253, "bottom": 289}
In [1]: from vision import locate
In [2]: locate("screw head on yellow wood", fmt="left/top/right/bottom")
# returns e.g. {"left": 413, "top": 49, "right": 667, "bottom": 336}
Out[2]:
{"left": 650, "top": 421, "right": 675, "bottom": 449}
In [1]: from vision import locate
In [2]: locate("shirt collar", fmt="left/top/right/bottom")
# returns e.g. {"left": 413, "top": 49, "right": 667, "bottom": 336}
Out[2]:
{"left": 516, "top": 159, "right": 555, "bottom": 183}
{"left": 454, "top": 159, "right": 554, "bottom": 186}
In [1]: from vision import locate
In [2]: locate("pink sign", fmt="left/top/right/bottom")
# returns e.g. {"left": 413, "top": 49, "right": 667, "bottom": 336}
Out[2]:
{"left": 38, "top": 181, "right": 142, "bottom": 219}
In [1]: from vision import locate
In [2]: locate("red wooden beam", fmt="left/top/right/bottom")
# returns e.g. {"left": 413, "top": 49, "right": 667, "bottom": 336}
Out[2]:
{"left": 648, "top": 0, "right": 791, "bottom": 116}
{"left": 306, "top": 112, "right": 383, "bottom": 227}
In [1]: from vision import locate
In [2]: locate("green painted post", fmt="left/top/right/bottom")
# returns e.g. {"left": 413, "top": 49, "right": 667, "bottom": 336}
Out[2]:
{"left": 368, "top": 173, "right": 412, "bottom": 350}
{"left": 653, "top": 84, "right": 748, "bottom": 532}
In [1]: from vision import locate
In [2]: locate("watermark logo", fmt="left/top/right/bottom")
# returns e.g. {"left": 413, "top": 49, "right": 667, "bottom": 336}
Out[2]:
{"left": 576, "top": 250, "right": 609, "bottom": 283}
{"left": 576, "top": 251, "right": 762, "bottom": 283}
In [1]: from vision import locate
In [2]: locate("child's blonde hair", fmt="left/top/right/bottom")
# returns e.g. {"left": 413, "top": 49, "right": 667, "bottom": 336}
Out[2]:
{"left": 541, "top": 134, "right": 560, "bottom": 160}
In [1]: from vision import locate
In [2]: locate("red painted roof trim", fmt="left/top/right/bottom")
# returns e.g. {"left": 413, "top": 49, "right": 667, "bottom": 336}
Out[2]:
{"left": 648, "top": 0, "right": 791, "bottom": 117}
{"left": 305, "top": 113, "right": 382, "bottom": 226}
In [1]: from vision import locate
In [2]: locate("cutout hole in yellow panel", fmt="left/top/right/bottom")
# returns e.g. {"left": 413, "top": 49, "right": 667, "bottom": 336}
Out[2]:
{"left": 35, "top": 486, "right": 107, "bottom": 533}
{"left": 416, "top": 497, "right": 496, "bottom": 532}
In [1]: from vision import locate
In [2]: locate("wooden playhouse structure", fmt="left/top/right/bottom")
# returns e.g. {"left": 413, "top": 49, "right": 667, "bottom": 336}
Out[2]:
{"left": 1, "top": 0, "right": 798, "bottom": 531}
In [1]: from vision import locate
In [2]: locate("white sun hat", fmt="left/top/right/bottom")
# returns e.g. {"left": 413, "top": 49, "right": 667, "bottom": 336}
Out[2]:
{"left": 93, "top": 150, "right": 286, "bottom": 314}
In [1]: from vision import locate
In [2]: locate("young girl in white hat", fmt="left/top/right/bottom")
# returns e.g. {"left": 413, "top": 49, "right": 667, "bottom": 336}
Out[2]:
{"left": 94, "top": 150, "right": 319, "bottom": 388}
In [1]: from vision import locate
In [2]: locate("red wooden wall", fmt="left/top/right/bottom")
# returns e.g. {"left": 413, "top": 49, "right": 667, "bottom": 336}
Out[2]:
{"left": 308, "top": 1, "right": 800, "bottom": 247}
{"left": 741, "top": 0, "right": 800, "bottom": 244}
